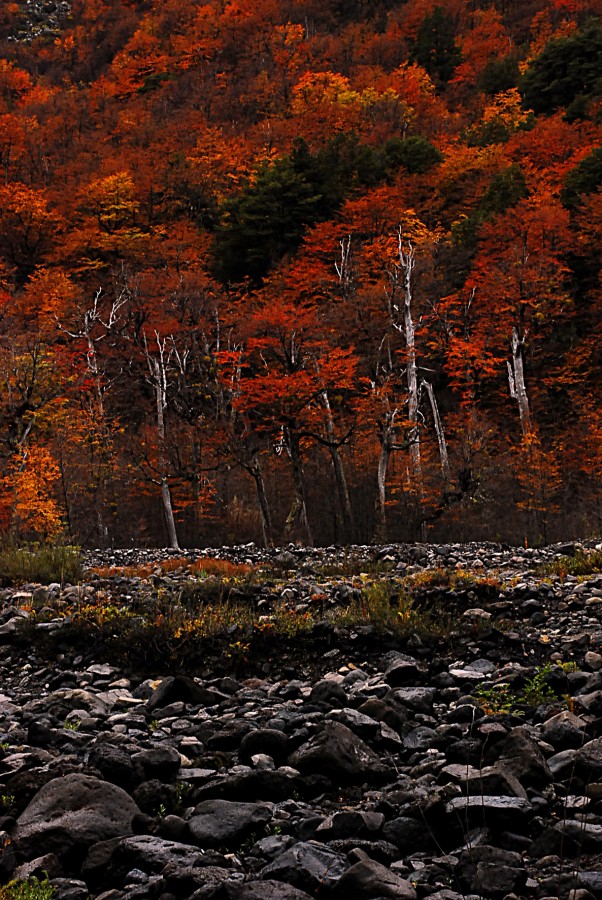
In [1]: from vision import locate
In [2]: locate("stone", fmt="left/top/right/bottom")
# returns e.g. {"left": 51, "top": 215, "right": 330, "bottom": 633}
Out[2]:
{"left": 495, "top": 726, "right": 553, "bottom": 787}
{"left": 288, "top": 721, "right": 390, "bottom": 785}
{"left": 331, "top": 858, "right": 417, "bottom": 899}
{"left": 147, "top": 676, "right": 227, "bottom": 711}
{"left": 445, "top": 796, "right": 533, "bottom": 832}
{"left": 224, "top": 881, "right": 314, "bottom": 900}
{"left": 188, "top": 799, "right": 273, "bottom": 848}
{"left": 259, "top": 842, "right": 348, "bottom": 893}
{"left": 13, "top": 775, "right": 140, "bottom": 862}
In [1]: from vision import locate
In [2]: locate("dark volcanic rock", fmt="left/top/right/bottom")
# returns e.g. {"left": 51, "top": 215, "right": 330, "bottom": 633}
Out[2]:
{"left": 1, "top": 540, "right": 601, "bottom": 900}
{"left": 13, "top": 775, "right": 140, "bottom": 862}
{"left": 188, "top": 799, "right": 273, "bottom": 848}
{"left": 288, "top": 721, "right": 391, "bottom": 784}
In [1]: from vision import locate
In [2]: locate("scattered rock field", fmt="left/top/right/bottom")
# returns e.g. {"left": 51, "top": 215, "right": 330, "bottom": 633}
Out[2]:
{"left": 0, "top": 541, "right": 600, "bottom": 899}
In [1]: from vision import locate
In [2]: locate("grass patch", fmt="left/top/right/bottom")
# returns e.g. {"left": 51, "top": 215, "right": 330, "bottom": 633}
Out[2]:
{"left": 0, "top": 877, "right": 54, "bottom": 900}
{"left": 311, "top": 554, "right": 396, "bottom": 578}
{"left": 536, "top": 549, "right": 602, "bottom": 578}
{"left": 332, "top": 579, "right": 454, "bottom": 640}
{"left": 0, "top": 543, "right": 82, "bottom": 586}
{"left": 19, "top": 570, "right": 459, "bottom": 671}
{"left": 405, "top": 567, "right": 502, "bottom": 593}
{"left": 88, "top": 557, "right": 257, "bottom": 580}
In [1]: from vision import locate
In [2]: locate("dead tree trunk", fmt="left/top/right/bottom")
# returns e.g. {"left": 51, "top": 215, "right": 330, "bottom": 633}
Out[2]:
{"left": 398, "top": 237, "right": 423, "bottom": 488}
{"left": 148, "top": 341, "right": 180, "bottom": 550}
{"left": 424, "top": 380, "right": 451, "bottom": 487}
{"left": 507, "top": 327, "right": 532, "bottom": 435}
{"left": 283, "top": 427, "right": 313, "bottom": 546}
{"left": 375, "top": 430, "right": 391, "bottom": 542}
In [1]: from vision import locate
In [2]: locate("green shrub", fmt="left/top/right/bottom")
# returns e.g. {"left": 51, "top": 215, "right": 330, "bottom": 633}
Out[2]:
{"left": 536, "top": 548, "right": 602, "bottom": 578}
{"left": 0, "top": 877, "right": 54, "bottom": 900}
{"left": 0, "top": 543, "right": 82, "bottom": 586}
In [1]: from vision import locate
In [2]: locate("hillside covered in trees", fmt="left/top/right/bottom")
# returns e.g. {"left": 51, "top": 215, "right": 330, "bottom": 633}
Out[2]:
{"left": 0, "top": 0, "right": 601, "bottom": 548}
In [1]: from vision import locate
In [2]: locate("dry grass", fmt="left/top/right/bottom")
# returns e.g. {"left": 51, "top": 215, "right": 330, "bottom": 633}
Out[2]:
{"left": 88, "top": 556, "right": 256, "bottom": 580}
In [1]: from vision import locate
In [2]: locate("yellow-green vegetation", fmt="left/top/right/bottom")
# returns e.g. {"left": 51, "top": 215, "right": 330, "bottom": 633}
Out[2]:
{"left": 536, "top": 549, "right": 602, "bottom": 578}
{"left": 312, "top": 555, "right": 395, "bottom": 578}
{"left": 0, "top": 543, "right": 82, "bottom": 586}
{"left": 405, "top": 566, "right": 502, "bottom": 593}
{"left": 475, "top": 663, "right": 573, "bottom": 715}
{"left": 332, "top": 579, "right": 454, "bottom": 640}
{"left": 13, "top": 559, "right": 513, "bottom": 670}
{"left": 0, "top": 877, "right": 54, "bottom": 900}
{"left": 89, "top": 557, "right": 258, "bottom": 580}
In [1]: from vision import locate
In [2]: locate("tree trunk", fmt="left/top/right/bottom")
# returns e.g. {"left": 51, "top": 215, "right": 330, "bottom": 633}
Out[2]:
{"left": 321, "top": 390, "right": 354, "bottom": 541}
{"left": 374, "top": 427, "right": 391, "bottom": 542}
{"left": 400, "top": 241, "right": 422, "bottom": 486}
{"left": 507, "top": 327, "right": 532, "bottom": 435}
{"left": 247, "top": 456, "right": 273, "bottom": 548}
{"left": 283, "top": 428, "right": 313, "bottom": 545}
{"left": 424, "top": 380, "right": 451, "bottom": 487}
{"left": 152, "top": 358, "right": 179, "bottom": 550}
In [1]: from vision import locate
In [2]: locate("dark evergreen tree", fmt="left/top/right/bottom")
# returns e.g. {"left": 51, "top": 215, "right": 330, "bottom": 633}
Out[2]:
{"left": 412, "top": 6, "right": 461, "bottom": 84}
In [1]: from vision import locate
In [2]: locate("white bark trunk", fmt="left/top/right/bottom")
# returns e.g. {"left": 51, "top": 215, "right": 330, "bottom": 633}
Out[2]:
{"left": 375, "top": 438, "right": 390, "bottom": 541}
{"left": 424, "top": 380, "right": 451, "bottom": 486}
{"left": 508, "top": 327, "right": 532, "bottom": 435}
{"left": 398, "top": 237, "right": 422, "bottom": 486}
{"left": 151, "top": 355, "right": 180, "bottom": 550}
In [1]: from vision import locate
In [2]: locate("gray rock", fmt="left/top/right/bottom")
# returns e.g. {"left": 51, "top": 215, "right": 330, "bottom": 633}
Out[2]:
{"left": 131, "top": 746, "right": 181, "bottom": 782}
{"left": 260, "top": 842, "right": 348, "bottom": 893}
{"left": 445, "top": 796, "right": 533, "bottom": 832}
{"left": 147, "top": 676, "right": 227, "bottom": 711}
{"left": 315, "top": 810, "right": 384, "bottom": 840}
{"left": 331, "top": 858, "right": 417, "bottom": 899}
{"left": 239, "top": 729, "right": 289, "bottom": 765}
{"left": 495, "top": 726, "right": 552, "bottom": 787}
{"left": 13, "top": 774, "right": 140, "bottom": 861}
{"left": 575, "top": 737, "right": 602, "bottom": 779}
{"left": 309, "top": 680, "right": 348, "bottom": 707}
{"left": 188, "top": 799, "right": 273, "bottom": 848}
{"left": 108, "top": 834, "right": 207, "bottom": 873}
{"left": 456, "top": 845, "right": 526, "bottom": 896}
{"left": 288, "top": 721, "right": 390, "bottom": 784}
{"left": 389, "top": 687, "right": 436, "bottom": 714}
{"left": 224, "top": 881, "right": 314, "bottom": 900}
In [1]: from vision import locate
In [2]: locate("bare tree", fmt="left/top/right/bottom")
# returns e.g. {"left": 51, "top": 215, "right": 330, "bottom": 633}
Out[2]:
{"left": 507, "top": 327, "right": 532, "bottom": 435}
{"left": 143, "top": 332, "right": 180, "bottom": 550}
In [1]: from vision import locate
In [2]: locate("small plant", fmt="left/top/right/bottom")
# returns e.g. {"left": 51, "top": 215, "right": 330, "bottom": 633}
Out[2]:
{"left": 0, "top": 793, "right": 15, "bottom": 811}
{"left": 63, "top": 718, "right": 80, "bottom": 732}
{"left": 475, "top": 662, "right": 570, "bottom": 715}
{"left": 0, "top": 877, "right": 54, "bottom": 900}
{"left": 174, "top": 781, "right": 191, "bottom": 811}
{"left": 474, "top": 682, "right": 518, "bottom": 716}
{"left": 520, "top": 664, "right": 558, "bottom": 707}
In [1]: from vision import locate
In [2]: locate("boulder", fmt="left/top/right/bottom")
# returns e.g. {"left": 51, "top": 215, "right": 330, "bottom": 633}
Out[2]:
{"left": 13, "top": 775, "right": 140, "bottom": 862}
{"left": 288, "top": 722, "right": 390, "bottom": 785}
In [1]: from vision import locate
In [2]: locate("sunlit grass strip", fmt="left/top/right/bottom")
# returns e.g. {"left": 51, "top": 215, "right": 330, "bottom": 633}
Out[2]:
{"left": 24, "top": 576, "right": 456, "bottom": 649}
{"left": 0, "top": 543, "right": 82, "bottom": 586}
{"left": 88, "top": 557, "right": 256, "bottom": 580}
{"left": 535, "top": 549, "right": 602, "bottom": 578}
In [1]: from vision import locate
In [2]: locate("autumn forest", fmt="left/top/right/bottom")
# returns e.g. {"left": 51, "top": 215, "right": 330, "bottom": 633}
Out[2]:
{"left": 0, "top": 0, "right": 601, "bottom": 548}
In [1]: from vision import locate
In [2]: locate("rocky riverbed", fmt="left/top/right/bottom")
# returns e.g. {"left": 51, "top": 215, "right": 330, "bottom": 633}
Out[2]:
{"left": 0, "top": 541, "right": 601, "bottom": 899}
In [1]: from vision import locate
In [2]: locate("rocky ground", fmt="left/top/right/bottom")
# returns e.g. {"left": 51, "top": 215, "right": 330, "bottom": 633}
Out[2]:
{"left": 0, "top": 541, "right": 601, "bottom": 899}
{"left": 7, "top": 1, "right": 72, "bottom": 42}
